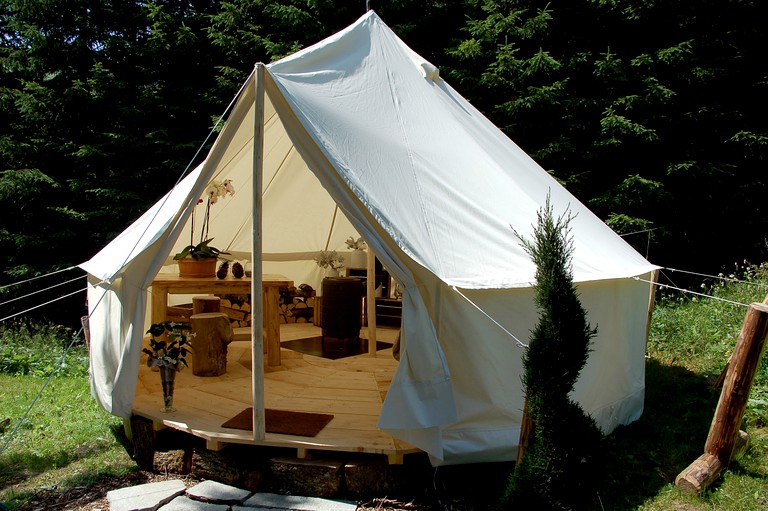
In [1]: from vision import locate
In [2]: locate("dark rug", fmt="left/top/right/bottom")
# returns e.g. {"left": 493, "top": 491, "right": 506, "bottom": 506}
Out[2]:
{"left": 222, "top": 407, "right": 334, "bottom": 437}
{"left": 281, "top": 336, "right": 392, "bottom": 360}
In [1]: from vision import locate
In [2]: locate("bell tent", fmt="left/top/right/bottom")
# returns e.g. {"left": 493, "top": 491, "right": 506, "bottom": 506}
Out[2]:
{"left": 80, "top": 10, "right": 658, "bottom": 465}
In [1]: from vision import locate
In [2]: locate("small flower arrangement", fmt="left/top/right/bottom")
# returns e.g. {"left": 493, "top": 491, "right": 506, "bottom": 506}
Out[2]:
{"left": 174, "top": 179, "right": 235, "bottom": 260}
{"left": 345, "top": 236, "right": 367, "bottom": 251}
{"left": 143, "top": 322, "right": 194, "bottom": 370}
{"left": 314, "top": 250, "right": 344, "bottom": 270}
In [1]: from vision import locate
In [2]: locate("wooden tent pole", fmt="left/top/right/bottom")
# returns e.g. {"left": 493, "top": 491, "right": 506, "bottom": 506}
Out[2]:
{"left": 676, "top": 302, "right": 768, "bottom": 493}
{"left": 711, "top": 289, "right": 768, "bottom": 390}
{"left": 251, "top": 64, "right": 266, "bottom": 441}
{"left": 367, "top": 248, "right": 377, "bottom": 355}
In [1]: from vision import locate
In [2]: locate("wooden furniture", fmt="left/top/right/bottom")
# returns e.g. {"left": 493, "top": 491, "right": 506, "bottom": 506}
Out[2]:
{"left": 374, "top": 297, "right": 403, "bottom": 327}
{"left": 190, "top": 312, "right": 233, "bottom": 376}
{"left": 151, "top": 274, "right": 293, "bottom": 367}
{"left": 346, "top": 261, "right": 390, "bottom": 298}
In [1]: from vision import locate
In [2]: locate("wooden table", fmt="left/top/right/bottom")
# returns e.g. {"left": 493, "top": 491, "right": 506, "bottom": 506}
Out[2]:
{"left": 151, "top": 274, "right": 293, "bottom": 367}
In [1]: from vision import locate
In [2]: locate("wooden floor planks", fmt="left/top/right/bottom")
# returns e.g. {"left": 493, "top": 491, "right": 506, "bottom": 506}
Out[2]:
{"left": 133, "top": 323, "right": 418, "bottom": 462}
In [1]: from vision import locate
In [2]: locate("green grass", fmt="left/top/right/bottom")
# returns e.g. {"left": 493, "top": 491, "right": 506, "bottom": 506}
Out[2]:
{"left": 1, "top": 266, "right": 768, "bottom": 510}
{"left": 0, "top": 323, "right": 136, "bottom": 509}
{"left": 594, "top": 262, "right": 768, "bottom": 510}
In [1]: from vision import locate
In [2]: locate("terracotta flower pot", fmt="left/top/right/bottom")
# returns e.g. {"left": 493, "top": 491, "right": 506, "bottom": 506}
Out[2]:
{"left": 177, "top": 258, "right": 217, "bottom": 278}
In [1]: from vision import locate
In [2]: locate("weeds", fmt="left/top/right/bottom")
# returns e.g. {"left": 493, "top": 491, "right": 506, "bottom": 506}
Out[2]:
{"left": 0, "top": 321, "right": 88, "bottom": 377}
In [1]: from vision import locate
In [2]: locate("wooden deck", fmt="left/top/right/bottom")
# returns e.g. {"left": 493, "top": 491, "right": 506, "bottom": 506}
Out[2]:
{"left": 132, "top": 323, "right": 419, "bottom": 463}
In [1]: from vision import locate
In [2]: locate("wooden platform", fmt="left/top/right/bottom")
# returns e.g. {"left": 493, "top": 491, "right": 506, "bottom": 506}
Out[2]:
{"left": 132, "top": 324, "right": 418, "bottom": 463}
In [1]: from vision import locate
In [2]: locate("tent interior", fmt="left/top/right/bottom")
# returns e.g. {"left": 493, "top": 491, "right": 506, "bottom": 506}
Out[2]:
{"left": 81, "top": 10, "right": 658, "bottom": 466}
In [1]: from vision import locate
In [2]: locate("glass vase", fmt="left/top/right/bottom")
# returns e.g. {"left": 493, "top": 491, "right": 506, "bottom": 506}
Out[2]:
{"left": 159, "top": 366, "right": 176, "bottom": 412}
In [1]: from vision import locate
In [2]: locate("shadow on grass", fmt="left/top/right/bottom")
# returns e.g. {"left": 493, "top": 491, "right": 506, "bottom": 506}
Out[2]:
{"left": 595, "top": 358, "right": 721, "bottom": 509}
{"left": 0, "top": 418, "right": 131, "bottom": 494}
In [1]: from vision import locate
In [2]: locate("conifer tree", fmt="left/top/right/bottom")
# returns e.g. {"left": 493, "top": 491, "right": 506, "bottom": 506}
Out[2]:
{"left": 503, "top": 196, "right": 602, "bottom": 510}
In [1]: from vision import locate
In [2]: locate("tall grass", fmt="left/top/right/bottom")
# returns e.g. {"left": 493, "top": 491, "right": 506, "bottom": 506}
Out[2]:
{"left": 1, "top": 265, "right": 768, "bottom": 510}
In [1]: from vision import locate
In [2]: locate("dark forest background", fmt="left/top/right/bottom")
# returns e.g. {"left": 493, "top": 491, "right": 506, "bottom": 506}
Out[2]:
{"left": 1, "top": 0, "right": 766, "bottom": 325}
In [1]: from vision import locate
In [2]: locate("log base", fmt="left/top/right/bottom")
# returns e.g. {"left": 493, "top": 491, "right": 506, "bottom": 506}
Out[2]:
{"left": 190, "top": 312, "right": 233, "bottom": 376}
{"left": 676, "top": 453, "right": 723, "bottom": 494}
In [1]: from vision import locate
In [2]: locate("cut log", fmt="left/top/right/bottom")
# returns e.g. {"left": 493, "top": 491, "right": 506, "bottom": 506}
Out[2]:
{"left": 193, "top": 296, "right": 221, "bottom": 315}
{"left": 130, "top": 415, "right": 156, "bottom": 471}
{"left": 190, "top": 312, "right": 233, "bottom": 376}
{"left": 221, "top": 306, "right": 247, "bottom": 321}
{"left": 675, "top": 453, "right": 724, "bottom": 494}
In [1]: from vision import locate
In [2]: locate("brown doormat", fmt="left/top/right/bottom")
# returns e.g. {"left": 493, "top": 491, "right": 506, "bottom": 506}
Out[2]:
{"left": 221, "top": 407, "right": 334, "bottom": 437}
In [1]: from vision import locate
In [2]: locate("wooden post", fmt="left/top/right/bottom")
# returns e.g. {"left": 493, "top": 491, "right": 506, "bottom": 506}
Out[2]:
{"left": 130, "top": 415, "right": 156, "bottom": 470}
{"left": 713, "top": 292, "right": 768, "bottom": 389}
{"left": 190, "top": 312, "right": 233, "bottom": 376}
{"left": 366, "top": 247, "right": 377, "bottom": 355}
{"left": 675, "top": 302, "right": 768, "bottom": 493}
{"left": 516, "top": 400, "right": 533, "bottom": 466}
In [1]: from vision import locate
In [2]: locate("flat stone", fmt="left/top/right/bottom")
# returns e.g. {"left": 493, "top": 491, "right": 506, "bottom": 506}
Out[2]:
{"left": 240, "top": 492, "right": 357, "bottom": 511}
{"left": 107, "top": 479, "right": 187, "bottom": 511}
{"left": 160, "top": 495, "right": 228, "bottom": 511}
{"left": 187, "top": 480, "right": 252, "bottom": 504}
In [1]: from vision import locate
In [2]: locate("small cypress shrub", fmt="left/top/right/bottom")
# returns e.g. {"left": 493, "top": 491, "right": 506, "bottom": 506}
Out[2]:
{"left": 502, "top": 197, "right": 603, "bottom": 510}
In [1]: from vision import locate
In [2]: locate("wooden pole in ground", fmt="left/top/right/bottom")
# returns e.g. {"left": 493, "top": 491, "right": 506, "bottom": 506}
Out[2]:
{"left": 675, "top": 302, "right": 768, "bottom": 494}
{"left": 516, "top": 400, "right": 533, "bottom": 466}
{"left": 713, "top": 292, "right": 768, "bottom": 389}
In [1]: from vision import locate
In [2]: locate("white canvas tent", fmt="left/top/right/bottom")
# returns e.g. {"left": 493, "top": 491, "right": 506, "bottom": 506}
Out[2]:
{"left": 80, "top": 11, "right": 658, "bottom": 465}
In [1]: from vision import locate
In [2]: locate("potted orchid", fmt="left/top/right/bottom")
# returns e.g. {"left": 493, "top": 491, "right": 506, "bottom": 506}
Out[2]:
{"left": 174, "top": 179, "right": 235, "bottom": 276}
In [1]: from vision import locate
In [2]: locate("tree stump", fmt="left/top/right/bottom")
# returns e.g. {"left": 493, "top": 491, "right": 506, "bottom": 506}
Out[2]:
{"left": 190, "top": 312, "right": 233, "bottom": 376}
{"left": 193, "top": 296, "right": 221, "bottom": 315}
{"left": 129, "top": 415, "right": 156, "bottom": 470}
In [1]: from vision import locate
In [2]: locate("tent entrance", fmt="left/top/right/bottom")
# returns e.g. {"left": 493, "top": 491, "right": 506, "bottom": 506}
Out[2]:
{"left": 132, "top": 323, "right": 414, "bottom": 462}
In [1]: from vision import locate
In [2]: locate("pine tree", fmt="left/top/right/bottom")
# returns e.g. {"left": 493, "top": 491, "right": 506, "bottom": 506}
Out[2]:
{"left": 447, "top": 0, "right": 768, "bottom": 270}
{"left": 503, "top": 196, "right": 602, "bottom": 510}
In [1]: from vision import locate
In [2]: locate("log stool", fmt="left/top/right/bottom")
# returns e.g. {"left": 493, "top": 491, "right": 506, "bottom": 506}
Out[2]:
{"left": 190, "top": 312, "right": 233, "bottom": 376}
{"left": 193, "top": 295, "right": 221, "bottom": 315}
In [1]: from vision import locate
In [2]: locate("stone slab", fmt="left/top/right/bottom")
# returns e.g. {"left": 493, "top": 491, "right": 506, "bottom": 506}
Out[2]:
{"left": 160, "top": 495, "right": 229, "bottom": 511}
{"left": 107, "top": 479, "right": 187, "bottom": 511}
{"left": 187, "top": 480, "right": 252, "bottom": 504}
{"left": 240, "top": 492, "right": 357, "bottom": 511}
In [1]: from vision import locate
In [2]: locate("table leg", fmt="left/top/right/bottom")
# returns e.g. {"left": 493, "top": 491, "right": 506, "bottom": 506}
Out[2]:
{"left": 264, "top": 286, "right": 281, "bottom": 367}
{"left": 151, "top": 285, "right": 168, "bottom": 327}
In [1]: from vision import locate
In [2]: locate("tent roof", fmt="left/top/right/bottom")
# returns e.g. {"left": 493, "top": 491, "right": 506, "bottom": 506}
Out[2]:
{"left": 83, "top": 11, "right": 655, "bottom": 289}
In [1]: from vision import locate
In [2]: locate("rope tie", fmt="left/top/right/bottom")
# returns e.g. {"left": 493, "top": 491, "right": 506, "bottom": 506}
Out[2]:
{"left": 632, "top": 276, "right": 749, "bottom": 307}
{"left": 0, "top": 287, "right": 87, "bottom": 323}
{"left": 0, "top": 266, "right": 78, "bottom": 291}
{"left": 451, "top": 286, "right": 528, "bottom": 348}
{"left": 0, "top": 275, "right": 86, "bottom": 307}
